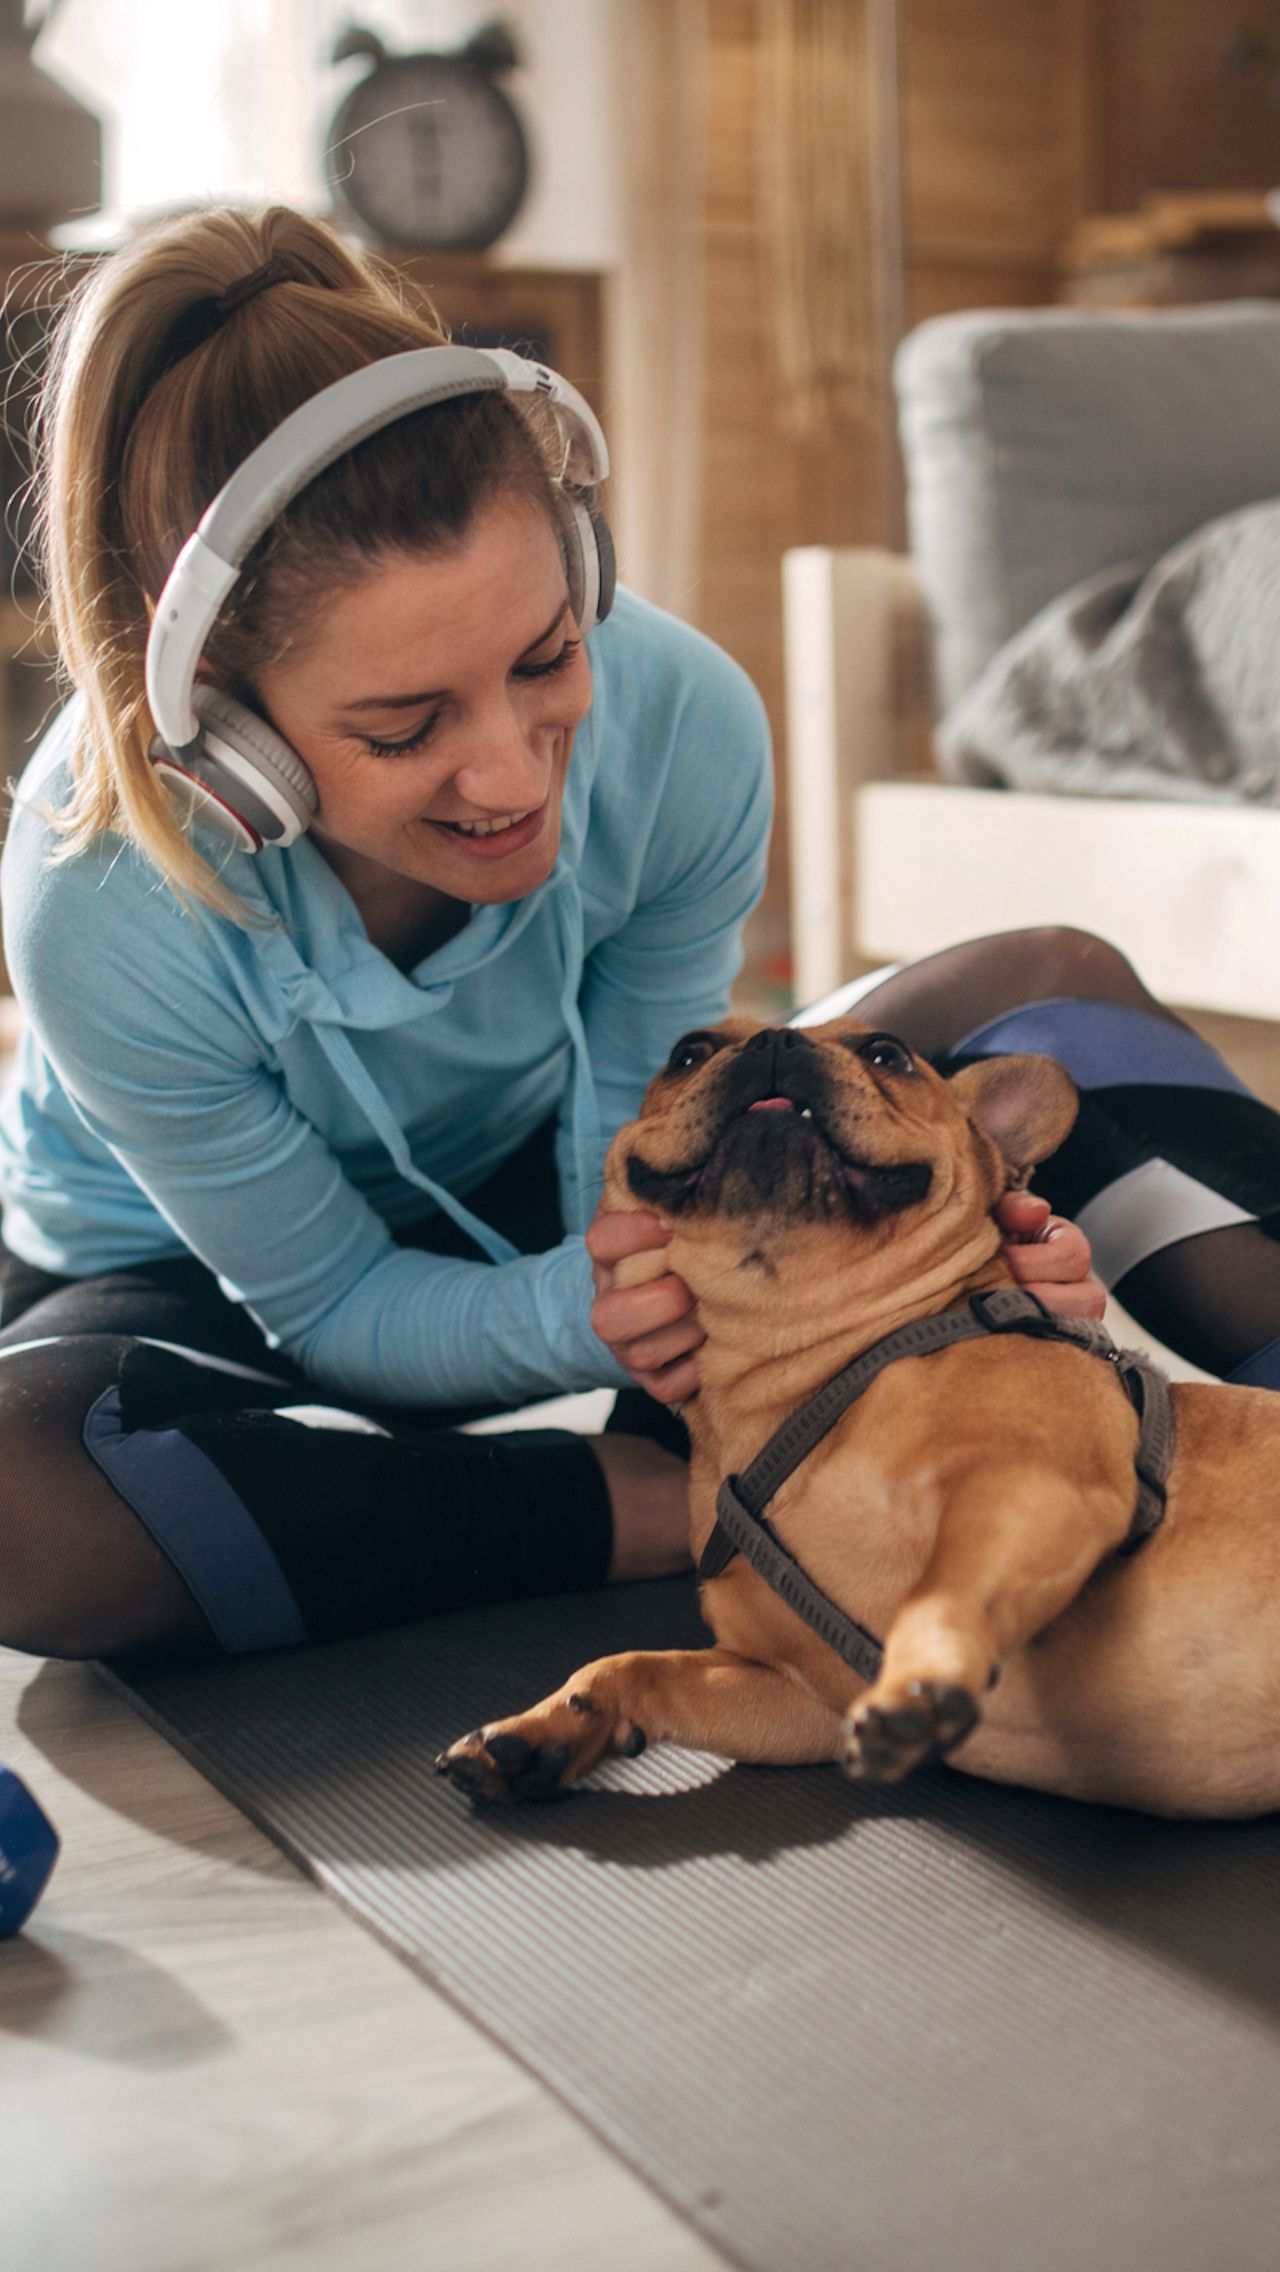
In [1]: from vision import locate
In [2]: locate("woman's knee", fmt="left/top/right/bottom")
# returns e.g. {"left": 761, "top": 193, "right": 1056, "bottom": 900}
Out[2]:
{"left": 0, "top": 1395, "right": 107, "bottom": 1656}
{"left": 989, "top": 926, "right": 1149, "bottom": 1008}
{"left": 0, "top": 1336, "right": 211, "bottom": 1660}
{"left": 854, "top": 926, "right": 1162, "bottom": 1059}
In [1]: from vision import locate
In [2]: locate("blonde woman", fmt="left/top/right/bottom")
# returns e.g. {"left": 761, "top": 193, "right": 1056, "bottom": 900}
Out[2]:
{"left": 0, "top": 205, "right": 1135, "bottom": 1665}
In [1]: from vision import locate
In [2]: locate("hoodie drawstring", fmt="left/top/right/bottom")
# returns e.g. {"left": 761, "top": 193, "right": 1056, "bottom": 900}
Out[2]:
{"left": 310, "top": 1023, "right": 521, "bottom": 1265}
{"left": 299, "top": 869, "right": 601, "bottom": 1265}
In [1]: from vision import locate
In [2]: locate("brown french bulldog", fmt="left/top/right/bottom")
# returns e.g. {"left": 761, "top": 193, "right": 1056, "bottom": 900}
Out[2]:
{"left": 438, "top": 1017, "right": 1280, "bottom": 1818}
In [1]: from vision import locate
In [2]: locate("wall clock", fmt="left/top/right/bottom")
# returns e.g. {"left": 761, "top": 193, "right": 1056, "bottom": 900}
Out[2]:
{"left": 326, "top": 20, "right": 530, "bottom": 254}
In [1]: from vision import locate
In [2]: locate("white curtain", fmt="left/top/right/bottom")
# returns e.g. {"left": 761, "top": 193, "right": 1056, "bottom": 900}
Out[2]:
{"left": 36, "top": 0, "right": 321, "bottom": 220}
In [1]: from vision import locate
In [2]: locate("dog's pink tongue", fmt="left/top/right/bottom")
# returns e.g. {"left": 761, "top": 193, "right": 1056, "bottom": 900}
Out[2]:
{"left": 748, "top": 1097, "right": 795, "bottom": 1112}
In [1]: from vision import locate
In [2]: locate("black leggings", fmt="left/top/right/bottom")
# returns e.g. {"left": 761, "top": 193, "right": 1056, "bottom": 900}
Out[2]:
{"left": 0, "top": 1118, "right": 644, "bottom": 1663}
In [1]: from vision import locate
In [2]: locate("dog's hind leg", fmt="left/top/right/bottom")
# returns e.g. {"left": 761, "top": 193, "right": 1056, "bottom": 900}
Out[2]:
{"left": 843, "top": 1466, "right": 1130, "bottom": 1784}
{"left": 437, "top": 1646, "right": 842, "bottom": 1803}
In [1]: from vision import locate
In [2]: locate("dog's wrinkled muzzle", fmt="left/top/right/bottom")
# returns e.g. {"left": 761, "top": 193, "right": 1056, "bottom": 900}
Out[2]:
{"left": 627, "top": 1029, "right": 932, "bottom": 1223}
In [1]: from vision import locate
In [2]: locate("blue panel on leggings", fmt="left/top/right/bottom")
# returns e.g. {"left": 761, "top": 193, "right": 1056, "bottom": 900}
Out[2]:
{"left": 83, "top": 1385, "right": 307, "bottom": 1653}
{"left": 952, "top": 998, "right": 1250, "bottom": 1097}
{"left": 1227, "top": 1336, "right": 1280, "bottom": 1392}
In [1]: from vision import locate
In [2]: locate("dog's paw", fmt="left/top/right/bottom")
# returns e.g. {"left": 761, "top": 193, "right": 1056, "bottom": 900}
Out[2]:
{"left": 435, "top": 1724, "right": 576, "bottom": 1805}
{"left": 841, "top": 1679, "right": 980, "bottom": 1784}
{"left": 435, "top": 1692, "right": 646, "bottom": 1806}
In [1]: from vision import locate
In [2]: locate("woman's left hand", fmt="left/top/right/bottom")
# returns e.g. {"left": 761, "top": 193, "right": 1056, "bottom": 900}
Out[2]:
{"left": 994, "top": 1191, "right": 1106, "bottom": 1321}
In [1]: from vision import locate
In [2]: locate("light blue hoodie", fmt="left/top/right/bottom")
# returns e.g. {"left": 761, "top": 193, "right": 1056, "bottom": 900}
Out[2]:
{"left": 0, "top": 590, "right": 772, "bottom": 1410}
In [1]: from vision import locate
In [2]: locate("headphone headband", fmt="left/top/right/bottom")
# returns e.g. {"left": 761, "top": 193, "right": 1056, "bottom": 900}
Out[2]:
{"left": 146, "top": 344, "right": 610, "bottom": 751}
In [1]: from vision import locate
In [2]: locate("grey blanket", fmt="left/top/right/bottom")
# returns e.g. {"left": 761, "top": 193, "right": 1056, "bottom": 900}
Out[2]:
{"left": 937, "top": 498, "right": 1280, "bottom": 804}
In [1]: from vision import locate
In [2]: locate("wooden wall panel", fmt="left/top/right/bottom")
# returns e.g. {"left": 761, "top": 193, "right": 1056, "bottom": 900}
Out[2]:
{"left": 903, "top": 0, "right": 1076, "bottom": 255}
{"left": 900, "top": 0, "right": 1101, "bottom": 317}
{"left": 905, "top": 257, "right": 1060, "bottom": 329}
{"left": 1101, "top": 1, "right": 1280, "bottom": 209}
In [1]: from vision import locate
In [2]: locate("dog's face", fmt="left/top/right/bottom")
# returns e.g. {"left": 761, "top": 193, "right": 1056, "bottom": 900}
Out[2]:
{"left": 604, "top": 1018, "right": 1078, "bottom": 1285}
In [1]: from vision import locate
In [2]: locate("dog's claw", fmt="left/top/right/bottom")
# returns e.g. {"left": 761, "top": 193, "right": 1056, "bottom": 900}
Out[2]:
{"left": 436, "top": 1748, "right": 495, "bottom": 1798}
{"left": 842, "top": 1680, "right": 980, "bottom": 1783}
{"left": 434, "top": 1728, "right": 490, "bottom": 1779}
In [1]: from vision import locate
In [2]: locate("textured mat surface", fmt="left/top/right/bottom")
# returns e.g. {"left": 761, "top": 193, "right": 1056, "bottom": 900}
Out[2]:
{"left": 107, "top": 1580, "right": 1280, "bottom": 2272}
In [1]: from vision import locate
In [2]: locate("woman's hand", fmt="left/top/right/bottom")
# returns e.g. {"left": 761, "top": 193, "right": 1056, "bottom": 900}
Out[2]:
{"left": 995, "top": 1191, "right": 1106, "bottom": 1321}
{"left": 586, "top": 1207, "right": 703, "bottom": 1406}
{"left": 586, "top": 1191, "right": 1103, "bottom": 1400}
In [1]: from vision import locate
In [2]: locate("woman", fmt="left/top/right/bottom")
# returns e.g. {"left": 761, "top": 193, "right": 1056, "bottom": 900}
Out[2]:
{"left": 0, "top": 206, "right": 1268, "bottom": 1667}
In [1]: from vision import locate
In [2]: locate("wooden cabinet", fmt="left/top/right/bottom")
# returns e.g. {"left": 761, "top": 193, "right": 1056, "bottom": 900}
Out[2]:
{"left": 387, "top": 254, "right": 607, "bottom": 526}
{"left": 390, "top": 254, "right": 604, "bottom": 412}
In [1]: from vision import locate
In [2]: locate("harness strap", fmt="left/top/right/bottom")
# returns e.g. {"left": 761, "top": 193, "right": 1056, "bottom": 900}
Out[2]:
{"left": 696, "top": 1286, "right": 1176, "bottom": 1687}
{"left": 707, "top": 1470, "right": 885, "bottom": 1685}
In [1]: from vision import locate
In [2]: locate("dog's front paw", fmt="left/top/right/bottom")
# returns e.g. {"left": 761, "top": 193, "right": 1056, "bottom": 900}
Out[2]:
{"left": 435, "top": 1724, "right": 576, "bottom": 1804}
{"left": 435, "top": 1691, "right": 646, "bottom": 1806}
{"left": 841, "top": 1679, "right": 980, "bottom": 1784}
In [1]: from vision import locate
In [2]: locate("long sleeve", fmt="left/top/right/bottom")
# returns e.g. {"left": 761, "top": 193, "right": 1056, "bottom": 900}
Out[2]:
{"left": 4, "top": 874, "right": 623, "bottom": 1407}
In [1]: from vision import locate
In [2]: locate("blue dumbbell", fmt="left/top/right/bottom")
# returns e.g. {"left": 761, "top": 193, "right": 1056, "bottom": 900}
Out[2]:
{"left": 0, "top": 1767, "right": 60, "bottom": 1939}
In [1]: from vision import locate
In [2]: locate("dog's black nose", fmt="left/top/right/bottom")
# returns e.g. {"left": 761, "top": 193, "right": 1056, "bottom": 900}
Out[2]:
{"left": 735, "top": 1026, "right": 819, "bottom": 1105}
{"left": 742, "top": 1026, "right": 813, "bottom": 1070}
{"left": 743, "top": 1026, "right": 809, "bottom": 1054}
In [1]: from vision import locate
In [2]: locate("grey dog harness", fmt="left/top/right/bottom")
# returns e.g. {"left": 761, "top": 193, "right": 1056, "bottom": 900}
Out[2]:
{"left": 695, "top": 1286, "right": 1176, "bottom": 1687}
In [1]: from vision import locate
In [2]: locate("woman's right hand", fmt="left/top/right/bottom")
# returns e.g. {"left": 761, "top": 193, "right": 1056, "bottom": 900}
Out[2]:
{"left": 586, "top": 1207, "right": 704, "bottom": 1405}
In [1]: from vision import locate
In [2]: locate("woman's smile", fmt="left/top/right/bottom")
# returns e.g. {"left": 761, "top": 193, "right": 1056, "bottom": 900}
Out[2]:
{"left": 426, "top": 800, "right": 549, "bottom": 858}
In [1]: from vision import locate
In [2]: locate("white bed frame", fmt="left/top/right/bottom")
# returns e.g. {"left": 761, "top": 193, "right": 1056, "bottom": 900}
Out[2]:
{"left": 783, "top": 547, "right": 1280, "bottom": 1022}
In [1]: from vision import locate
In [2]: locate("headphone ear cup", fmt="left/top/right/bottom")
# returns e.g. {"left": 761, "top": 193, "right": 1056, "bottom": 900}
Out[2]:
{"left": 586, "top": 498, "right": 616, "bottom": 627}
{"left": 557, "top": 491, "right": 615, "bottom": 636}
{"left": 178, "top": 685, "right": 319, "bottom": 849}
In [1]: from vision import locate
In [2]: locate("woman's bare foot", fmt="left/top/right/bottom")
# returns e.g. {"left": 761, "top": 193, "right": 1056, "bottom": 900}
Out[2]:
{"left": 588, "top": 1434, "right": 692, "bottom": 1581}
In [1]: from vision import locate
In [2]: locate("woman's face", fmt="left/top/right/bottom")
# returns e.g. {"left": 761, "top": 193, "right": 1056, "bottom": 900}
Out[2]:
{"left": 252, "top": 492, "right": 593, "bottom": 907}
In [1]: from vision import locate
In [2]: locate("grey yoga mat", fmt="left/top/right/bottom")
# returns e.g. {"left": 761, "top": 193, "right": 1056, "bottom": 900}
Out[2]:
{"left": 106, "top": 1578, "right": 1280, "bottom": 2272}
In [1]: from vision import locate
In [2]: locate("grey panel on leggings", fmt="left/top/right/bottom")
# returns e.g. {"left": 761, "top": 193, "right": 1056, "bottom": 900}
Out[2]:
{"left": 107, "top": 1581, "right": 1280, "bottom": 2272}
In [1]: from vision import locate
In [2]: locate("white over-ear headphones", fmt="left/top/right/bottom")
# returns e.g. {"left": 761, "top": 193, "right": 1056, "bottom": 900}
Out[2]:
{"left": 144, "top": 344, "right": 615, "bottom": 852}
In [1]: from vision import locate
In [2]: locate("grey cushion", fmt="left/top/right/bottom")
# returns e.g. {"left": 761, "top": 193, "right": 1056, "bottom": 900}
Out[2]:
{"left": 896, "top": 302, "right": 1280, "bottom": 709}
{"left": 936, "top": 497, "right": 1280, "bottom": 804}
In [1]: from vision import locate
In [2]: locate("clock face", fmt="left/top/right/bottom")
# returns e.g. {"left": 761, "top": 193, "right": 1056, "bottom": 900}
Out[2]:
{"left": 329, "top": 56, "right": 530, "bottom": 253}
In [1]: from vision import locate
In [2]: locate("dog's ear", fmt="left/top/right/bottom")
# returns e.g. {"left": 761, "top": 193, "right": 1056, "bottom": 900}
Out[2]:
{"left": 946, "top": 1054, "right": 1079, "bottom": 1186}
